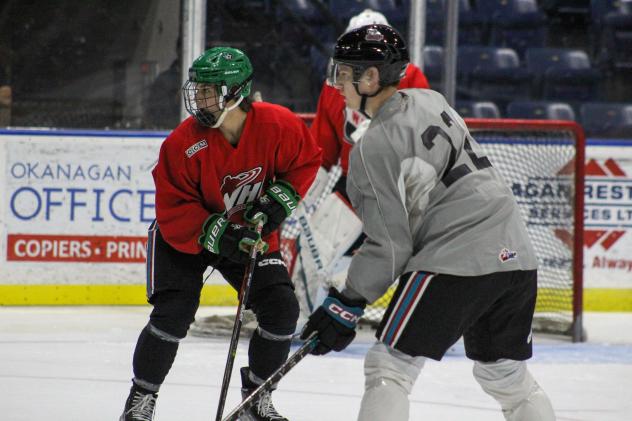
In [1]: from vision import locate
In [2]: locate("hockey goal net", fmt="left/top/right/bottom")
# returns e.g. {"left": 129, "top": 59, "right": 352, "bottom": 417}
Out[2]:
{"left": 361, "top": 119, "right": 586, "bottom": 342}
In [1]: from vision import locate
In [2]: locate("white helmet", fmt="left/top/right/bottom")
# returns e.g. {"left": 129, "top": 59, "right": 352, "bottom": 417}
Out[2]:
{"left": 345, "top": 9, "right": 390, "bottom": 33}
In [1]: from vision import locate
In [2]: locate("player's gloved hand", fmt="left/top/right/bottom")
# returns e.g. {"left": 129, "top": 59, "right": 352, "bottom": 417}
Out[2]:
{"left": 300, "top": 287, "right": 366, "bottom": 355}
{"left": 199, "top": 213, "right": 268, "bottom": 265}
{"left": 244, "top": 180, "right": 300, "bottom": 236}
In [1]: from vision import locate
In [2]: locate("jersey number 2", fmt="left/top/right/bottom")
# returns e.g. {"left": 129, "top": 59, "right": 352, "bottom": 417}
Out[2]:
{"left": 421, "top": 111, "right": 492, "bottom": 187}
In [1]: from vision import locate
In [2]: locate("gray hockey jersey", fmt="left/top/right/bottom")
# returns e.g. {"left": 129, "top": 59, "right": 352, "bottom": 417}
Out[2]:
{"left": 344, "top": 89, "right": 537, "bottom": 303}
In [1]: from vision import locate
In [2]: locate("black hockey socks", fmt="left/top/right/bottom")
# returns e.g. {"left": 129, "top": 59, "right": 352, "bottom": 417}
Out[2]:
{"left": 248, "top": 327, "right": 293, "bottom": 381}
{"left": 132, "top": 323, "right": 179, "bottom": 387}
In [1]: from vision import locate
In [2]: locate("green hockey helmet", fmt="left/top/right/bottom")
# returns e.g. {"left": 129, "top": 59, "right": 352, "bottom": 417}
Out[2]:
{"left": 182, "top": 47, "right": 253, "bottom": 127}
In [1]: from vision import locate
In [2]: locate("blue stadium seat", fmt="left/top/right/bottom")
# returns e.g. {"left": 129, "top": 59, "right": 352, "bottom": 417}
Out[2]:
{"left": 457, "top": 46, "right": 530, "bottom": 104}
{"left": 525, "top": 47, "right": 600, "bottom": 101}
{"left": 455, "top": 100, "right": 502, "bottom": 118}
{"left": 507, "top": 101, "right": 577, "bottom": 120}
{"left": 580, "top": 102, "right": 632, "bottom": 137}
{"left": 477, "top": 0, "right": 547, "bottom": 56}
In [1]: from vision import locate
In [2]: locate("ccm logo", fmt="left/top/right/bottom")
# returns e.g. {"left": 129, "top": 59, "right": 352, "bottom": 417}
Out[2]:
{"left": 185, "top": 139, "right": 208, "bottom": 158}
{"left": 258, "top": 258, "right": 287, "bottom": 267}
{"left": 327, "top": 303, "right": 360, "bottom": 324}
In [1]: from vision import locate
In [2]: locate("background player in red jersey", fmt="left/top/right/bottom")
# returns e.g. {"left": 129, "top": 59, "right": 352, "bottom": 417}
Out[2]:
{"left": 287, "top": 10, "right": 431, "bottom": 328}
{"left": 120, "top": 47, "right": 321, "bottom": 421}
{"left": 310, "top": 9, "right": 430, "bottom": 198}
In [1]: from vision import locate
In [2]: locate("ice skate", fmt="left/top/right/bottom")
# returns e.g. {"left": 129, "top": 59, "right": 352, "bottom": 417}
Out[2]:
{"left": 120, "top": 382, "right": 158, "bottom": 421}
{"left": 240, "top": 367, "right": 289, "bottom": 421}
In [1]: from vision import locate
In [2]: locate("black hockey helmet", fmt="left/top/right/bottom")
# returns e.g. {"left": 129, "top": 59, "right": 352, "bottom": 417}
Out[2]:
{"left": 329, "top": 24, "right": 409, "bottom": 87}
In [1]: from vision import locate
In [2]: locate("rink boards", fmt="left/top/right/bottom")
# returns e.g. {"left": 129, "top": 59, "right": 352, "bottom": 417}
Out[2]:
{"left": 0, "top": 128, "right": 631, "bottom": 309}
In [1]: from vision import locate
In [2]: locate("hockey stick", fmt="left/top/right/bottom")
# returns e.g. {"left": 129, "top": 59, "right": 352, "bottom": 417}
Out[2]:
{"left": 281, "top": 165, "right": 343, "bottom": 306}
{"left": 221, "top": 331, "right": 319, "bottom": 421}
{"left": 296, "top": 213, "right": 326, "bottom": 313}
{"left": 215, "top": 221, "right": 264, "bottom": 421}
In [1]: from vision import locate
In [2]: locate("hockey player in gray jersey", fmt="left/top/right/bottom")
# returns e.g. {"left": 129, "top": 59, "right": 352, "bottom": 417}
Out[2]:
{"left": 301, "top": 24, "right": 555, "bottom": 421}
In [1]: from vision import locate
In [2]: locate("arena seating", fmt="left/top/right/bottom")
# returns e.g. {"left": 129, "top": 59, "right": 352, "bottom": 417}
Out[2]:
{"left": 525, "top": 47, "right": 600, "bottom": 102}
{"left": 507, "top": 101, "right": 577, "bottom": 121}
{"left": 455, "top": 100, "right": 502, "bottom": 118}
{"left": 457, "top": 46, "right": 530, "bottom": 105}
{"left": 481, "top": 0, "right": 548, "bottom": 56}
{"left": 593, "top": 0, "right": 632, "bottom": 70}
{"left": 580, "top": 102, "right": 632, "bottom": 137}
{"left": 425, "top": 0, "right": 485, "bottom": 45}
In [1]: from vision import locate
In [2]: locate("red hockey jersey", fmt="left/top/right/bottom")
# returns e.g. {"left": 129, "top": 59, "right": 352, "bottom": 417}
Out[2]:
{"left": 310, "top": 64, "right": 429, "bottom": 175}
{"left": 153, "top": 102, "right": 322, "bottom": 254}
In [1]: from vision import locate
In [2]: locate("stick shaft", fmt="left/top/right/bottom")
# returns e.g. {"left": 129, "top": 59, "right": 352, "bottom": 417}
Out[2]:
{"left": 222, "top": 332, "right": 318, "bottom": 421}
{"left": 214, "top": 222, "right": 263, "bottom": 421}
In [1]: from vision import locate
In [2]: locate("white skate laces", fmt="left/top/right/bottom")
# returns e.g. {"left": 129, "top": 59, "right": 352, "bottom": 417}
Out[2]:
{"left": 125, "top": 391, "right": 156, "bottom": 421}
{"left": 255, "top": 391, "right": 285, "bottom": 420}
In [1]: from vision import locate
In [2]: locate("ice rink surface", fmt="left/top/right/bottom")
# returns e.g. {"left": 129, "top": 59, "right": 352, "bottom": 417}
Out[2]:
{"left": 1, "top": 307, "right": 631, "bottom": 421}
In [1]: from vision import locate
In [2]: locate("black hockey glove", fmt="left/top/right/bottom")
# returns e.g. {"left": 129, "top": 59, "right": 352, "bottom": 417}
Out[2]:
{"left": 244, "top": 180, "right": 300, "bottom": 236}
{"left": 300, "top": 287, "right": 366, "bottom": 355}
{"left": 199, "top": 213, "right": 268, "bottom": 265}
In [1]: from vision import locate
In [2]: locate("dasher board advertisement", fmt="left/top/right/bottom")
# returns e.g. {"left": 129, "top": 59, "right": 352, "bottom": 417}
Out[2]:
{"left": 0, "top": 129, "right": 227, "bottom": 305}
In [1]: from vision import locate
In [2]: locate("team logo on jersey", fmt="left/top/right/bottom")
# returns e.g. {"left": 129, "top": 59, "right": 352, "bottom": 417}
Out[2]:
{"left": 185, "top": 139, "right": 208, "bottom": 158}
{"left": 499, "top": 248, "right": 518, "bottom": 262}
{"left": 365, "top": 28, "right": 384, "bottom": 42}
{"left": 221, "top": 167, "right": 264, "bottom": 214}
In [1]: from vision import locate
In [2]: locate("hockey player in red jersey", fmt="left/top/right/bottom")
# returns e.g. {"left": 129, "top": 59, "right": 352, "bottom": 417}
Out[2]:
{"left": 120, "top": 46, "right": 321, "bottom": 421}
{"left": 310, "top": 9, "right": 429, "bottom": 197}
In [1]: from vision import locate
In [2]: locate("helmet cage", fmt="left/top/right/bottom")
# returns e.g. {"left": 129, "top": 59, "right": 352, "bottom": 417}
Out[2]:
{"left": 182, "top": 74, "right": 252, "bottom": 127}
{"left": 182, "top": 46, "right": 253, "bottom": 127}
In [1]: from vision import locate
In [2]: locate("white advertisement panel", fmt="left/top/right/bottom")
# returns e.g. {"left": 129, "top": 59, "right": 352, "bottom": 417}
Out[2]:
{"left": 1, "top": 130, "right": 161, "bottom": 285}
{"left": 583, "top": 141, "right": 632, "bottom": 288}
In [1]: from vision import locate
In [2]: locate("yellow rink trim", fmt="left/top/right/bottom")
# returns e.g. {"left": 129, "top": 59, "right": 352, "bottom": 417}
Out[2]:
{"left": 0, "top": 284, "right": 238, "bottom": 306}
{"left": 1, "top": 285, "right": 632, "bottom": 311}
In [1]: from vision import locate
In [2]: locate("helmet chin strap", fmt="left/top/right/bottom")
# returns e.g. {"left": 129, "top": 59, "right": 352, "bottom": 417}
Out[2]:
{"left": 211, "top": 95, "right": 244, "bottom": 128}
{"left": 354, "top": 83, "right": 383, "bottom": 118}
{"left": 209, "top": 78, "right": 251, "bottom": 128}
